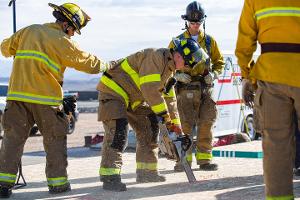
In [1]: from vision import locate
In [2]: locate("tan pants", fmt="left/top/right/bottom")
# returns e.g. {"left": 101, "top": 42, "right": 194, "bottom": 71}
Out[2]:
{"left": 0, "top": 101, "right": 69, "bottom": 188}
{"left": 98, "top": 93, "right": 159, "bottom": 177}
{"left": 255, "top": 81, "right": 300, "bottom": 198}
{"left": 176, "top": 84, "right": 217, "bottom": 165}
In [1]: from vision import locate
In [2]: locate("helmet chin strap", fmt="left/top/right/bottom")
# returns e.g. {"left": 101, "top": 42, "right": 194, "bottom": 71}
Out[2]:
{"left": 62, "top": 23, "right": 72, "bottom": 34}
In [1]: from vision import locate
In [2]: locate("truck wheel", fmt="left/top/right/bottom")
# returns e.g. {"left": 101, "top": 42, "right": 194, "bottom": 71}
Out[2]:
{"left": 243, "top": 116, "right": 257, "bottom": 140}
{"left": 68, "top": 115, "right": 76, "bottom": 134}
{"left": 30, "top": 126, "right": 39, "bottom": 136}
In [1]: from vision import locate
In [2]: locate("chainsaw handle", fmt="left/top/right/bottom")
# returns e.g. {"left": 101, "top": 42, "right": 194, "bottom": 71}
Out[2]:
{"left": 176, "top": 135, "right": 192, "bottom": 152}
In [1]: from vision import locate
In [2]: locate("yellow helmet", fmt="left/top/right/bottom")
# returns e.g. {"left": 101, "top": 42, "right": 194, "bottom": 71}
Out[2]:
{"left": 49, "top": 2, "right": 91, "bottom": 34}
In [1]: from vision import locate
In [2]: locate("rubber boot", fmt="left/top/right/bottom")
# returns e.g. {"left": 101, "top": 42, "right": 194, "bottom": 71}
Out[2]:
{"left": 174, "top": 161, "right": 192, "bottom": 172}
{"left": 294, "top": 168, "right": 300, "bottom": 176}
{"left": 199, "top": 163, "right": 218, "bottom": 171}
{"left": 0, "top": 186, "right": 12, "bottom": 198}
{"left": 49, "top": 182, "right": 71, "bottom": 194}
{"left": 136, "top": 170, "right": 166, "bottom": 183}
{"left": 101, "top": 175, "right": 126, "bottom": 192}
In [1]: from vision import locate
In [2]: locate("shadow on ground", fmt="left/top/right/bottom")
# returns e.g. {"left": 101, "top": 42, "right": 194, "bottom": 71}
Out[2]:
{"left": 10, "top": 175, "right": 266, "bottom": 200}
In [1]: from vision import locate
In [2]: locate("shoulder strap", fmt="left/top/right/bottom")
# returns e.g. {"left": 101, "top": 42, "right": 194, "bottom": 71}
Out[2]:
{"left": 178, "top": 33, "right": 185, "bottom": 40}
{"left": 205, "top": 34, "right": 211, "bottom": 57}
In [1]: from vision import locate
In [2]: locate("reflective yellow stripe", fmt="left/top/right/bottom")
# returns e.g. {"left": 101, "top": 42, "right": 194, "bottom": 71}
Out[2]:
{"left": 136, "top": 162, "right": 157, "bottom": 170}
{"left": 196, "top": 152, "right": 213, "bottom": 160}
{"left": 131, "top": 101, "right": 142, "bottom": 110}
{"left": 121, "top": 59, "right": 140, "bottom": 89}
{"left": 0, "top": 173, "right": 16, "bottom": 183}
{"left": 140, "top": 74, "right": 161, "bottom": 85}
{"left": 255, "top": 7, "right": 300, "bottom": 21}
{"left": 162, "top": 88, "right": 176, "bottom": 98}
{"left": 7, "top": 91, "right": 62, "bottom": 106}
{"left": 47, "top": 177, "right": 68, "bottom": 187}
{"left": 99, "top": 167, "right": 121, "bottom": 176}
{"left": 266, "top": 195, "right": 294, "bottom": 200}
{"left": 100, "top": 76, "right": 129, "bottom": 107}
{"left": 186, "top": 153, "right": 193, "bottom": 162}
{"left": 15, "top": 50, "right": 60, "bottom": 76}
{"left": 171, "top": 118, "right": 181, "bottom": 125}
{"left": 151, "top": 102, "right": 167, "bottom": 114}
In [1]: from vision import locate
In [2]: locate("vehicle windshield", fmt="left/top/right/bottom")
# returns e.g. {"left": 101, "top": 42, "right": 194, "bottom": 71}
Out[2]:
{"left": 0, "top": 85, "right": 8, "bottom": 97}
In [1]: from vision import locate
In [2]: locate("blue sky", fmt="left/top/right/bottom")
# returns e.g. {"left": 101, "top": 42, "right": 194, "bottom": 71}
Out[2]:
{"left": 0, "top": 0, "right": 244, "bottom": 80}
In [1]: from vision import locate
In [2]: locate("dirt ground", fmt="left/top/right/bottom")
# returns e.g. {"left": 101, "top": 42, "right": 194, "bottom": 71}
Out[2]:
{"left": 15, "top": 113, "right": 104, "bottom": 153}
{"left": 0, "top": 113, "right": 300, "bottom": 199}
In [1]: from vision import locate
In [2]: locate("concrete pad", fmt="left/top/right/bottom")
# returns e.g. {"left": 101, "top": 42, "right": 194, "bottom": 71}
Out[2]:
{"left": 8, "top": 143, "right": 300, "bottom": 200}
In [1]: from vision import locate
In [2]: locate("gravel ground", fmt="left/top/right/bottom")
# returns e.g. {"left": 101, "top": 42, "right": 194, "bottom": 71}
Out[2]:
{"left": 0, "top": 113, "right": 104, "bottom": 153}
{"left": 0, "top": 113, "right": 300, "bottom": 199}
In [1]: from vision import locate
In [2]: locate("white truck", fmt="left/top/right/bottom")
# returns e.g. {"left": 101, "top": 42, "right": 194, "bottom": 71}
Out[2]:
{"left": 212, "top": 54, "right": 258, "bottom": 140}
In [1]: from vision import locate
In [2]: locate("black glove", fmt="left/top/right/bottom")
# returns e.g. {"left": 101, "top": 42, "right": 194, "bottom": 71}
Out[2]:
{"left": 176, "top": 134, "right": 192, "bottom": 152}
{"left": 63, "top": 95, "right": 77, "bottom": 114}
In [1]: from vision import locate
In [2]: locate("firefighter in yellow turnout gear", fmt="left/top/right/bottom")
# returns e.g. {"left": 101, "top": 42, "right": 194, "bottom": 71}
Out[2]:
{"left": 97, "top": 38, "right": 203, "bottom": 192}
{"left": 169, "top": 1, "right": 225, "bottom": 171}
{"left": 236, "top": 0, "right": 300, "bottom": 199}
{"left": 0, "top": 3, "right": 109, "bottom": 198}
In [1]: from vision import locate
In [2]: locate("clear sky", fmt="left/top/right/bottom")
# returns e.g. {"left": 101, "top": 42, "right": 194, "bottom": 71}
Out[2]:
{"left": 0, "top": 0, "right": 244, "bottom": 79}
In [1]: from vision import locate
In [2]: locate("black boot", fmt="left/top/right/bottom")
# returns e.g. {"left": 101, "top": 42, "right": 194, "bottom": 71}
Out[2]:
{"left": 294, "top": 168, "right": 300, "bottom": 176}
{"left": 136, "top": 170, "right": 166, "bottom": 183}
{"left": 0, "top": 186, "right": 12, "bottom": 198}
{"left": 199, "top": 163, "right": 218, "bottom": 171}
{"left": 174, "top": 162, "right": 192, "bottom": 172}
{"left": 101, "top": 175, "right": 126, "bottom": 192}
{"left": 49, "top": 182, "right": 71, "bottom": 194}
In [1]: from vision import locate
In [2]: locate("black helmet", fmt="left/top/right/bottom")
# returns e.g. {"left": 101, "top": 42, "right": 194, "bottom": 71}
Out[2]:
{"left": 181, "top": 1, "right": 206, "bottom": 23}
{"left": 171, "top": 38, "right": 209, "bottom": 69}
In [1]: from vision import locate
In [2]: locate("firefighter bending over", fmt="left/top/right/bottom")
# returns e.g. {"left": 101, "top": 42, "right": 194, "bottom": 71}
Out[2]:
{"left": 97, "top": 38, "right": 204, "bottom": 192}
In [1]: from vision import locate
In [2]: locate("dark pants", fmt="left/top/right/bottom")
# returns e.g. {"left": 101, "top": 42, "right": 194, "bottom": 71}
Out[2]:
{"left": 295, "top": 116, "right": 300, "bottom": 169}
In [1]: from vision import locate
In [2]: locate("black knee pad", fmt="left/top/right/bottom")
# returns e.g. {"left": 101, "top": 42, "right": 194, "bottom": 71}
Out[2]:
{"left": 147, "top": 113, "right": 159, "bottom": 143}
{"left": 111, "top": 118, "right": 128, "bottom": 152}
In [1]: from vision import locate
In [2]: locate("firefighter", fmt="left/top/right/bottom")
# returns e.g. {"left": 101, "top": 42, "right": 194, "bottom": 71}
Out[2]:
{"left": 0, "top": 2, "right": 110, "bottom": 198}
{"left": 97, "top": 38, "right": 203, "bottom": 192}
{"left": 236, "top": 0, "right": 300, "bottom": 199}
{"left": 169, "top": 1, "right": 225, "bottom": 171}
{"left": 294, "top": 114, "right": 300, "bottom": 176}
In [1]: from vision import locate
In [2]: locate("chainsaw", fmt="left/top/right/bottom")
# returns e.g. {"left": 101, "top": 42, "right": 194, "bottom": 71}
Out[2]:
{"left": 158, "top": 122, "right": 196, "bottom": 183}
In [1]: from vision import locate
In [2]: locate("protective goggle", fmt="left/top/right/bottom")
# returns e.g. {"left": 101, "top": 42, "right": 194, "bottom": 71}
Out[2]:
{"left": 189, "top": 21, "right": 202, "bottom": 26}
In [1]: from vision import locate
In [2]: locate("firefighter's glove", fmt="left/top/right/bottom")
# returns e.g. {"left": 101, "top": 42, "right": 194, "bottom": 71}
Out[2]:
{"left": 63, "top": 96, "right": 77, "bottom": 114}
{"left": 177, "top": 134, "right": 192, "bottom": 152}
{"left": 242, "top": 79, "right": 255, "bottom": 108}
{"left": 174, "top": 72, "right": 191, "bottom": 84}
{"left": 204, "top": 71, "right": 218, "bottom": 85}
{"left": 100, "top": 60, "right": 113, "bottom": 72}
{"left": 166, "top": 123, "right": 183, "bottom": 135}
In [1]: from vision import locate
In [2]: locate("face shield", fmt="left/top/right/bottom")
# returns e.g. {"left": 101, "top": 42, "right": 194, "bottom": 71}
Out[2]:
{"left": 190, "top": 47, "right": 210, "bottom": 73}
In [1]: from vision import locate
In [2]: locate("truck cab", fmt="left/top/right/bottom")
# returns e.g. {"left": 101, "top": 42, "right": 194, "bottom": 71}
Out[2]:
{"left": 212, "top": 54, "right": 258, "bottom": 140}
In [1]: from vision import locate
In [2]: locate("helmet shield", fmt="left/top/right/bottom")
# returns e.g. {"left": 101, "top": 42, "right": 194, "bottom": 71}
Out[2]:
{"left": 171, "top": 38, "right": 209, "bottom": 71}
